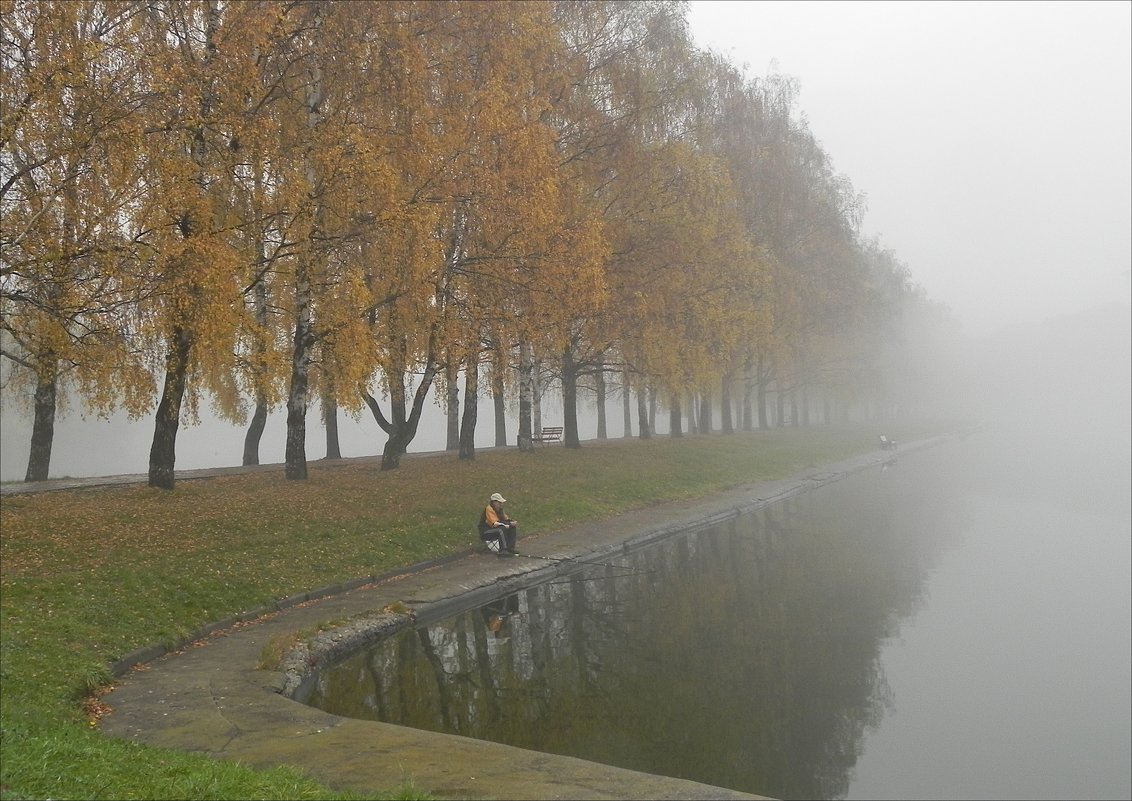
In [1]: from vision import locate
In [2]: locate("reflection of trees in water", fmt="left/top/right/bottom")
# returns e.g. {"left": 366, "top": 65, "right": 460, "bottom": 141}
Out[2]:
{"left": 308, "top": 466, "right": 964, "bottom": 799}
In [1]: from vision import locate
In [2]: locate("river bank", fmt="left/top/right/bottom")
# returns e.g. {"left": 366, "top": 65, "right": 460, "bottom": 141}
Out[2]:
{"left": 95, "top": 432, "right": 959, "bottom": 800}
{"left": 1, "top": 423, "right": 964, "bottom": 799}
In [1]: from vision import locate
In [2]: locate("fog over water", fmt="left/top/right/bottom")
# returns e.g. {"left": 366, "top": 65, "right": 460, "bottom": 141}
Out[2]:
{"left": 302, "top": 303, "right": 1130, "bottom": 799}
{"left": 308, "top": 426, "right": 1131, "bottom": 799}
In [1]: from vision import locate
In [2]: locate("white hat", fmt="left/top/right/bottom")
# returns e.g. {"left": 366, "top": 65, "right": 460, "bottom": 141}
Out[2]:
{"left": 490, "top": 492, "right": 506, "bottom": 503}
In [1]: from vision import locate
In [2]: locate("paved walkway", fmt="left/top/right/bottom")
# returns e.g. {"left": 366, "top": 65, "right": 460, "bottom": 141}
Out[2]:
{"left": 92, "top": 438, "right": 939, "bottom": 800}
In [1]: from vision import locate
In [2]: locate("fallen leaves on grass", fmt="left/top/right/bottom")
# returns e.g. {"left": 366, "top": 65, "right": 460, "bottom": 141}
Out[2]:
{"left": 81, "top": 689, "right": 113, "bottom": 727}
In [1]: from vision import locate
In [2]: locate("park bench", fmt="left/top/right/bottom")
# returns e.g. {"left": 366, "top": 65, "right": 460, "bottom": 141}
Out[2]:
{"left": 532, "top": 426, "right": 564, "bottom": 445}
{"left": 878, "top": 435, "right": 897, "bottom": 450}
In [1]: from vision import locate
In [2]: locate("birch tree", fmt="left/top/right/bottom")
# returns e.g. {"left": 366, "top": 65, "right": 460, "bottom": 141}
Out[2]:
{"left": 1, "top": 1, "right": 153, "bottom": 481}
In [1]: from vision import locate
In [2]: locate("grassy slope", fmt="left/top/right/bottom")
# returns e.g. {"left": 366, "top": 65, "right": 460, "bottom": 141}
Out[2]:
{"left": 0, "top": 421, "right": 945, "bottom": 800}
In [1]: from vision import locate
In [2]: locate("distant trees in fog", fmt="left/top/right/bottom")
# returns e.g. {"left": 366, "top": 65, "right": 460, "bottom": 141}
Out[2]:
{"left": 0, "top": 1, "right": 947, "bottom": 487}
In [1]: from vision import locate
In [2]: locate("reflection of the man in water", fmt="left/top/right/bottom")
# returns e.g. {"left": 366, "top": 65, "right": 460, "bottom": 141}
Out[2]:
{"left": 480, "top": 593, "right": 520, "bottom": 639}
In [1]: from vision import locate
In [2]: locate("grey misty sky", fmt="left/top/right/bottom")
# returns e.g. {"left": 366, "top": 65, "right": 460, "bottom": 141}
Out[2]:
{"left": 686, "top": 0, "right": 1132, "bottom": 338}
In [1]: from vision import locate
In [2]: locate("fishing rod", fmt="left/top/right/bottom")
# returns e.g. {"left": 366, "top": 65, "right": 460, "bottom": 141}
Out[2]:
{"left": 538, "top": 570, "right": 653, "bottom": 586}
{"left": 508, "top": 550, "right": 650, "bottom": 574}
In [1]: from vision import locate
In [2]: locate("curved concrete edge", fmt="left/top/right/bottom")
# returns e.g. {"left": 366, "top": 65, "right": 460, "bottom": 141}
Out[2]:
{"left": 98, "top": 433, "right": 967, "bottom": 800}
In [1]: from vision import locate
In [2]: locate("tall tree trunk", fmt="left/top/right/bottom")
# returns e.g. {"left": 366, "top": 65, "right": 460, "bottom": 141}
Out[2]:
{"left": 757, "top": 353, "right": 770, "bottom": 430}
{"left": 243, "top": 168, "right": 271, "bottom": 467}
{"left": 380, "top": 428, "right": 412, "bottom": 470}
{"left": 445, "top": 356, "right": 459, "bottom": 451}
{"left": 24, "top": 365, "right": 57, "bottom": 482}
{"left": 374, "top": 369, "right": 409, "bottom": 470}
{"left": 775, "top": 386, "right": 786, "bottom": 427}
{"left": 699, "top": 391, "right": 712, "bottom": 434}
{"left": 366, "top": 319, "right": 440, "bottom": 470}
{"left": 595, "top": 361, "right": 607, "bottom": 439}
{"left": 648, "top": 384, "right": 656, "bottom": 433}
{"left": 149, "top": 2, "right": 221, "bottom": 488}
{"left": 532, "top": 355, "right": 543, "bottom": 435}
{"left": 285, "top": 286, "right": 313, "bottom": 480}
{"left": 622, "top": 366, "right": 632, "bottom": 437}
{"left": 375, "top": 372, "right": 407, "bottom": 470}
{"left": 518, "top": 341, "right": 533, "bottom": 451}
{"left": 720, "top": 373, "right": 734, "bottom": 434}
{"left": 636, "top": 387, "right": 651, "bottom": 439}
{"left": 492, "top": 346, "right": 506, "bottom": 447}
{"left": 562, "top": 344, "right": 580, "bottom": 448}
{"left": 286, "top": 10, "right": 325, "bottom": 481}
{"left": 242, "top": 394, "right": 267, "bottom": 466}
{"left": 669, "top": 395, "right": 683, "bottom": 438}
{"left": 242, "top": 256, "right": 270, "bottom": 469}
{"left": 25, "top": 141, "right": 71, "bottom": 482}
{"left": 742, "top": 357, "right": 754, "bottom": 431}
{"left": 323, "top": 381, "right": 341, "bottom": 459}
{"left": 148, "top": 326, "right": 192, "bottom": 489}
{"left": 284, "top": 245, "right": 314, "bottom": 480}
{"left": 459, "top": 350, "right": 478, "bottom": 460}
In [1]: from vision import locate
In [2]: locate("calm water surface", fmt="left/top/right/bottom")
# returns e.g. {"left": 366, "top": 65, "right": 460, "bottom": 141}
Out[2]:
{"left": 307, "top": 427, "right": 1131, "bottom": 800}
